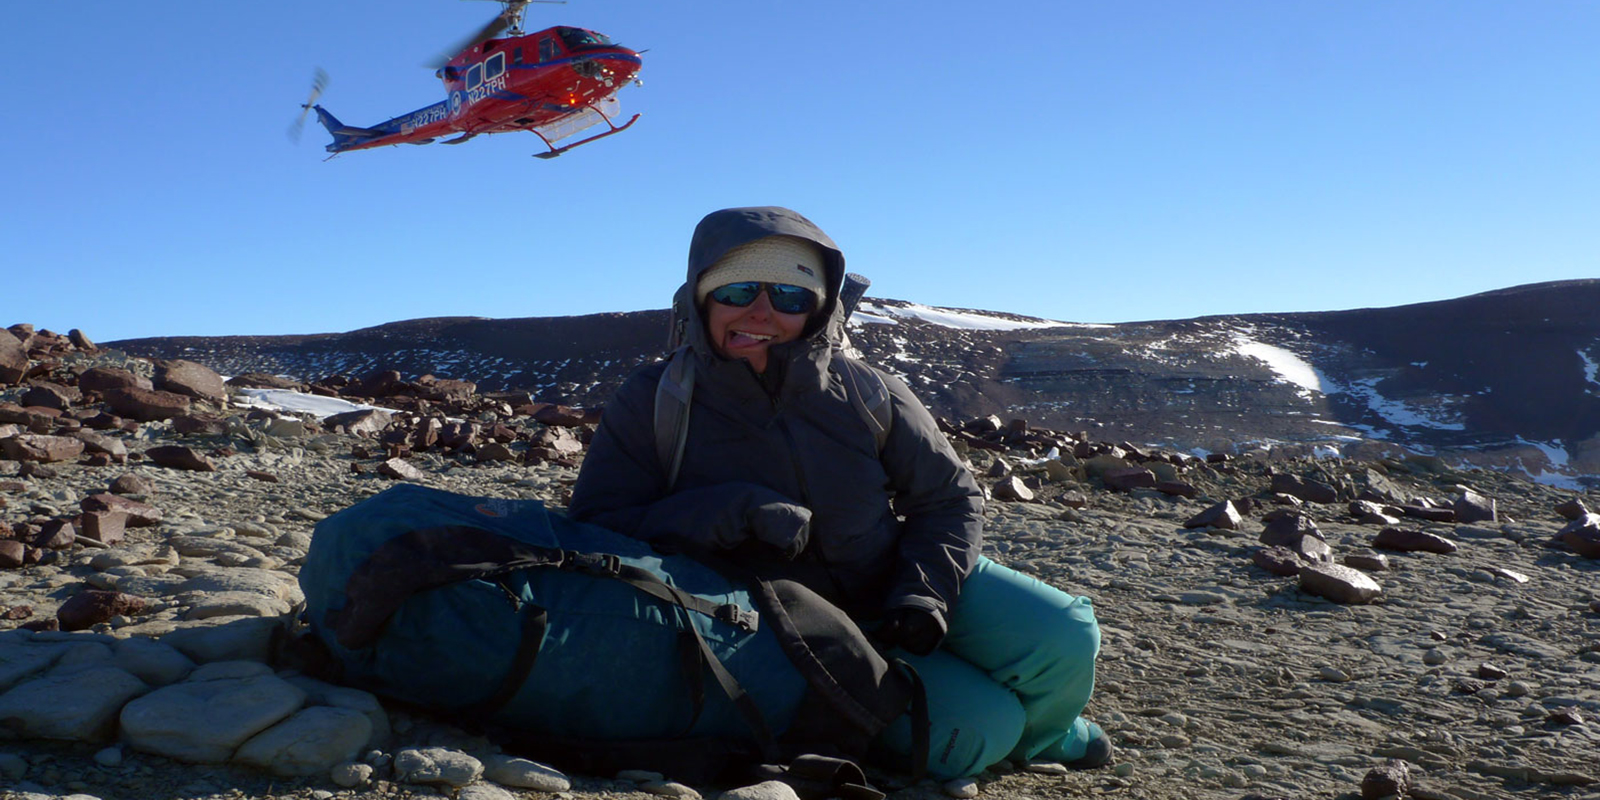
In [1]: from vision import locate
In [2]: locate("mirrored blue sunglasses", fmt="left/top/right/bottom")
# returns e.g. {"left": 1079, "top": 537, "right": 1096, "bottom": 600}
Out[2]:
{"left": 707, "top": 281, "right": 818, "bottom": 315}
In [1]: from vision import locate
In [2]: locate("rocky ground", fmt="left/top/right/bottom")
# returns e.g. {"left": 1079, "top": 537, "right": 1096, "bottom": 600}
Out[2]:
{"left": 2, "top": 328, "right": 1599, "bottom": 800}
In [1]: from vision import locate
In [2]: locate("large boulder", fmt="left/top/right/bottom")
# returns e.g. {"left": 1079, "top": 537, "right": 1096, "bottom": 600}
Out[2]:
{"left": 105, "top": 387, "right": 191, "bottom": 421}
{"left": 155, "top": 360, "right": 227, "bottom": 404}
{"left": 0, "top": 331, "right": 25, "bottom": 385}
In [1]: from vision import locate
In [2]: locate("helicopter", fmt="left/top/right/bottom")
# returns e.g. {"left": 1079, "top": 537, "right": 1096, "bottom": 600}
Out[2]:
{"left": 293, "top": 0, "right": 643, "bottom": 159}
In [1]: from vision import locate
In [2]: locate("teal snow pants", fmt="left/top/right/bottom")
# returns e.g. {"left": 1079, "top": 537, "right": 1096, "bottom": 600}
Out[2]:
{"left": 876, "top": 557, "right": 1101, "bottom": 779}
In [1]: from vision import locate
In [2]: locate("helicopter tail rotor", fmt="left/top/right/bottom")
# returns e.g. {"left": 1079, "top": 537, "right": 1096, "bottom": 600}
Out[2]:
{"left": 288, "top": 68, "right": 330, "bottom": 143}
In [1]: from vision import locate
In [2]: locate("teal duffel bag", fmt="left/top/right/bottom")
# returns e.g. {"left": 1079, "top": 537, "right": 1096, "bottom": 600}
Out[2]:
{"left": 295, "top": 483, "right": 921, "bottom": 782}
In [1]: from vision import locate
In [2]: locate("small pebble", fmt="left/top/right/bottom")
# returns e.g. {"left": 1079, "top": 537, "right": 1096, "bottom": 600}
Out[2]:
{"left": 1319, "top": 667, "right": 1351, "bottom": 682}
{"left": 93, "top": 746, "right": 122, "bottom": 767}
{"left": 943, "top": 778, "right": 979, "bottom": 798}
{"left": 331, "top": 762, "right": 374, "bottom": 788}
{"left": 1113, "top": 763, "right": 1134, "bottom": 777}
{"left": 1423, "top": 648, "right": 1448, "bottom": 665}
{"left": 1506, "top": 681, "right": 1531, "bottom": 697}
{"left": 641, "top": 780, "right": 701, "bottom": 799}
{"left": 1023, "top": 761, "right": 1069, "bottom": 776}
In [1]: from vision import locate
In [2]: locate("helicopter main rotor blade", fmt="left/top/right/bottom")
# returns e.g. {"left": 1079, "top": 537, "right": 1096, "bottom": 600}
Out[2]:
{"left": 288, "top": 67, "right": 330, "bottom": 143}
{"left": 426, "top": 13, "right": 512, "bottom": 68}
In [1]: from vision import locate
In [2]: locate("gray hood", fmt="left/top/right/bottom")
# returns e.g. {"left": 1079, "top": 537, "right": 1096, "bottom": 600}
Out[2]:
{"left": 672, "top": 207, "right": 850, "bottom": 366}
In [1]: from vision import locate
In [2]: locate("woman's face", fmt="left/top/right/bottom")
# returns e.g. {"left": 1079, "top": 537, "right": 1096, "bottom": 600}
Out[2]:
{"left": 705, "top": 288, "right": 810, "bottom": 374}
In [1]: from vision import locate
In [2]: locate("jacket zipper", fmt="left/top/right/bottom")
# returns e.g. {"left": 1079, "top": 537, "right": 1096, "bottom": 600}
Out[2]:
{"left": 775, "top": 413, "right": 854, "bottom": 602}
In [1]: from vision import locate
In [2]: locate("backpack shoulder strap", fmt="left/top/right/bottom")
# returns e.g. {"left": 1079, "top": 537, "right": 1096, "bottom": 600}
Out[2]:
{"left": 831, "top": 355, "right": 893, "bottom": 453}
{"left": 654, "top": 347, "right": 695, "bottom": 491}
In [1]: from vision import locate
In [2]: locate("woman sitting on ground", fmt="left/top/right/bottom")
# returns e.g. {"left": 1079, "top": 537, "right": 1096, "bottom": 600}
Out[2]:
{"left": 568, "top": 206, "right": 1109, "bottom": 779}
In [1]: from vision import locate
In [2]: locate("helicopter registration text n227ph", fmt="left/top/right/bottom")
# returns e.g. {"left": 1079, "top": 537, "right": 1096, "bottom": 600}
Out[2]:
{"left": 303, "top": 18, "right": 642, "bottom": 159}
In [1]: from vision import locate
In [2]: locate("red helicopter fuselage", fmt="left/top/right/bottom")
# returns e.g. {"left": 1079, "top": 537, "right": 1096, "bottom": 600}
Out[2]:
{"left": 312, "top": 25, "right": 641, "bottom": 157}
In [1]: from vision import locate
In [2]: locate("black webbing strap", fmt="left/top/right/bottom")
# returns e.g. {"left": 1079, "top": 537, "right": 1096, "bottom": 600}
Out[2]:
{"left": 661, "top": 580, "right": 780, "bottom": 761}
{"left": 564, "top": 552, "right": 760, "bottom": 633}
{"left": 462, "top": 605, "right": 549, "bottom": 720}
{"left": 893, "top": 659, "right": 930, "bottom": 782}
{"left": 676, "top": 629, "right": 707, "bottom": 735}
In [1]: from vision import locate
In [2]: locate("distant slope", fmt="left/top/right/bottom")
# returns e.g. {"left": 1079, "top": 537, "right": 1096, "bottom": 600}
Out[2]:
{"left": 109, "top": 280, "right": 1600, "bottom": 482}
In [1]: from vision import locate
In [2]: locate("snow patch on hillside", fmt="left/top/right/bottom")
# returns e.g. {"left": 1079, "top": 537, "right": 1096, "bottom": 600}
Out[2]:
{"left": 1229, "top": 331, "right": 1324, "bottom": 398}
{"left": 854, "top": 302, "right": 1086, "bottom": 331}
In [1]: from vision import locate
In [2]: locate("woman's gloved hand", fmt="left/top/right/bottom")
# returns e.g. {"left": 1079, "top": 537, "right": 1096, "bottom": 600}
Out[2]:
{"left": 746, "top": 501, "right": 811, "bottom": 559}
{"left": 874, "top": 608, "right": 944, "bottom": 656}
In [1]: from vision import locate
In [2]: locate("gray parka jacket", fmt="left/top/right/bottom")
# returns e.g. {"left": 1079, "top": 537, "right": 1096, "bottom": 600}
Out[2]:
{"left": 568, "top": 207, "right": 984, "bottom": 634}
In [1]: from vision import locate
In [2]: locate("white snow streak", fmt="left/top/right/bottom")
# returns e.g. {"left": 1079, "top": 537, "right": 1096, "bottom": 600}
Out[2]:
{"left": 233, "top": 389, "right": 397, "bottom": 420}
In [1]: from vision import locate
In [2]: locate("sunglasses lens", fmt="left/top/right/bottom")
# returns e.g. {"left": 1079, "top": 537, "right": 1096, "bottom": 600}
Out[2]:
{"left": 767, "top": 284, "right": 816, "bottom": 314}
{"left": 710, "top": 282, "right": 762, "bottom": 307}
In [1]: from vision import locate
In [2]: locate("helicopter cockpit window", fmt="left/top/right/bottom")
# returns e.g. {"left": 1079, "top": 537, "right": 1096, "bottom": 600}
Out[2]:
{"left": 538, "top": 36, "right": 560, "bottom": 62}
{"left": 557, "top": 27, "right": 612, "bottom": 51}
{"left": 466, "top": 63, "right": 483, "bottom": 90}
{"left": 485, "top": 52, "right": 505, "bottom": 81}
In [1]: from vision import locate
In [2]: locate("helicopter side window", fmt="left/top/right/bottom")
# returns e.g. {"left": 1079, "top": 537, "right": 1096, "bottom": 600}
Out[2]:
{"left": 485, "top": 52, "right": 505, "bottom": 81}
{"left": 538, "top": 36, "right": 560, "bottom": 62}
{"left": 513, "top": 47, "right": 523, "bottom": 65}
{"left": 466, "top": 63, "right": 483, "bottom": 90}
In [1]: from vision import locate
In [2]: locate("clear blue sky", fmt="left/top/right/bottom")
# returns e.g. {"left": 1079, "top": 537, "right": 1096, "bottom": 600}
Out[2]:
{"left": 4, "top": 1, "right": 1597, "bottom": 342}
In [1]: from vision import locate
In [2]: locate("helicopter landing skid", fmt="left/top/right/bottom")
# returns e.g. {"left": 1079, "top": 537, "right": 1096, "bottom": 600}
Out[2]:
{"left": 532, "top": 113, "right": 640, "bottom": 159}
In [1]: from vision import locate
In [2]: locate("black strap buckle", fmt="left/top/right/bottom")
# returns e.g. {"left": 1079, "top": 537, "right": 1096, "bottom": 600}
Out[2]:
{"left": 715, "top": 604, "right": 760, "bottom": 633}
{"left": 566, "top": 551, "right": 622, "bottom": 577}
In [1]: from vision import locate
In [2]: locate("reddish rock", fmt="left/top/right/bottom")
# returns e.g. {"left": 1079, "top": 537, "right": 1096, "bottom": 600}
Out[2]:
{"left": 0, "top": 403, "right": 60, "bottom": 432}
{"left": 155, "top": 359, "right": 227, "bottom": 403}
{"left": 993, "top": 475, "right": 1035, "bottom": 502}
{"left": 108, "top": 474, "right": 154, "bottom": 496}
{"left": 1402, "top": 504, "right": 1456, "bottom": 523}
{"left": 475, "top": 443, "right": 516, "bottom": 463}
{"left": 1479, "top": 662, "right": 1509, "bottom": 680}
{"left": 80, "top": 511, "right": 127, "bottom": 546}
{"left": 1558, "top": 514, "right": 1600, "bottom": 558}
{"left": 1453, "top": 489, "right": 1497, "bottom": 524}
{"left": 1549, "top": 708, "right": 1585, "bottom": 726}
{"left": 226, "top": 373, "right": 303, "bottom": 390}
{"left": 438, "top": 421, "right": 480, "bottom": 450}
{"left": 34, "top": 519, "right": 76, "bottom": 549}
{"left": 1299, "top": 563, "right": 1382, "bottom": 604}
{"left": 489, "top": 423, "right": 519, "bottom": 443}
{"left": 1270, "top": 473, "right": 1338, "bottom": 504}
{"left": 145, "top": 445, "right": 217, "bottom": 472}
{"left": 0, "top": 331, "right": 26, "bottom": 385}
{"left": 1183, "top": 500, "right": 1241, "bottom": 530}
{"left": 171, "top": 414, "right": 228, "bottom": 436}
{"left": 77, "top": 367, "right": 152, "bottom": 394}
{"left": 1349, "top": 499, "right": 1401, "bottom": 525}
{"left": 0, "top": 434, "right": 86, "bottom": 463}
{"left": 20, "top": 382, "right": 80, "bottom": 410}
{"left": 532, "top": 404, "right": 592, "bottom": 427}
{"left": 1373, "top": 527, "right": 1459, "bottom": 555}
{"left": 531, "top": 426, "right": 584, "bottom": 456}
{"left": 416, "top": 376, "right": 476, "bottom": 402}
{"left": 245, "top": 470, "right": 280, "bottom": 483}
{"left": 82, "top": 493, "right": 162, "bottom": 526}
{"left": 19, "top": 618, "right": 59, "bottom": 632}
{"left": 0, "top": 540, "right": 24, "bottom": 568}
{"left": 1260, "top": 511, "right": 1324, "bottom": 548}
{"left": 1155, "top": 480, "right": 1198, "bottom": 499}
{"left": 57, "top": 590, "right": 146, "bottom": 631}
{"left": 105, "top": 387, "right": 191, "bottom": 421}
{"left": 0, "top": 605, "right": 31, "bottom": 620}
{"left": 1555, "top": 498, "right": 1590, "bottom": 521}
{"left": 1252, "top": 546, "right": 1304, "bottom": 576}
{"left": 76, "top": 411, "right": 125, "bottom": 431}
{"left": 71, "top": 430, "right": 127, "bottom": 461}
{"left": 324, "top": 409, "right": 393, "bottom": 437}
{"left": 378, "top": 457, "right": 427, "bottom": 482}
{"left": 1343, "top": 551, "right": 1390, "bottom": 572}
{"left": 1361, "top": 760, "right": 1411, "bottom": 800}
{"left": 410, "top": 417, "right": 443, "bottom": 450}
{"left": 67, "top": 329, "right": 96, "bottom": 352}
{"left": 348, "top": 369, "right": 403, "bottom": 398}
{"left": 1101, "top": 467, "right": 1156, "bottom": 492}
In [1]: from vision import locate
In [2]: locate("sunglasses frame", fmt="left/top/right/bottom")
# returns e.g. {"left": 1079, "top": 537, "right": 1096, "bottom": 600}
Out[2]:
{"left": 707, "top": 281, "right": 818, "bottom": 315}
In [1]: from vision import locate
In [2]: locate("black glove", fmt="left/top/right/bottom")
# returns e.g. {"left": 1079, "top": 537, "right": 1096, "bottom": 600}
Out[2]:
{"left": 874, "top": 608, "right": 944, "bottom": 656}
{"left": 746, "top": 501, "right": 811, "bottom": 560}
